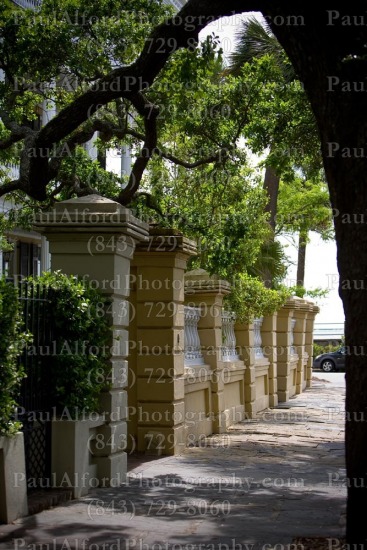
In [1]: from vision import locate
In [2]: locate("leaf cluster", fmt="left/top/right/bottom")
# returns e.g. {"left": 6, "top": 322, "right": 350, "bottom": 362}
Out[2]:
{"left": 23, "top": 271, "right": 111, "bottom": 416}
{"left": 225, "top": 272, "right": 290, "bottom": 323}
{"left": 0, "top": 279, "right": 30, "bottom": 435}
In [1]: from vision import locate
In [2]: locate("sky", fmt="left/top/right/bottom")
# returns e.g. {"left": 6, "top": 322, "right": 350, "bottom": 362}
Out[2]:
{"left": 280, "top": 233, "right": 344, "bottom": 326}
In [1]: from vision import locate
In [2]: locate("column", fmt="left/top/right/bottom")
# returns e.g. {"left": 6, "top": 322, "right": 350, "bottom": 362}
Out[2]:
{"left": 33, "top": 194, "right": 148, "bottom": 485}
{"left": 235, "top": 321, "right": 256, "bottom": 418}
{"left": 132, "top": 229, "right": 197, "bottom": 455}
{"left": 305, "top": 301, "right": 320, "bottom": 387}
{"left": 261, "top": 313, "right": 278, "bottom": 407}
{"left": 293, "top": 298, "right": 309, "bottom": 394}
{"left": 276, "top": 297, "right": 298, "bottom": 402}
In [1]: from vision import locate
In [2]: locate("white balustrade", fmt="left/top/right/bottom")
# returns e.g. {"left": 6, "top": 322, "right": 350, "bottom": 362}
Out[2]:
{"left": 221, "top": 310, "right": 239, "bottom": 361}
{"left": 290, "top": 318, "right": 297, "bottom": 356}
{"left": 254, "top": 317, "right": 264, "bottom": 359}
{"left": 10, "top": 0, "right": 41, "bottom": 8}
{"left": 184, "top": 306, "right": 204, "bottom": 366}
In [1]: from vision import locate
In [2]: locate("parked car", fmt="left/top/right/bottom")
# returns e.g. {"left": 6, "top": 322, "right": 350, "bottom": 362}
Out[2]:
{"left": 313, "top": 347, "right": 346, "bottom": 372}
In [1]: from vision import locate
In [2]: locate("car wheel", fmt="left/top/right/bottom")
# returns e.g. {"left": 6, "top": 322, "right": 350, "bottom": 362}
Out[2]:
{"left": 321, "top": 359, "right": 335, "bottom": 372}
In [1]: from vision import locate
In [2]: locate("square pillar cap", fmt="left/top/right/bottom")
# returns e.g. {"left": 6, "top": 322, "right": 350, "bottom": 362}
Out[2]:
{"left": 185, "top": 269, "right": 231, "bottom": 295}
{"left": 136, "top": 225, "right": 197, "bottom": 256}
{"left": 33, "top": 195, "right": 149, "bottom": 242}
{"left": 287, "top": 296, "right": 320, "bottom": 314}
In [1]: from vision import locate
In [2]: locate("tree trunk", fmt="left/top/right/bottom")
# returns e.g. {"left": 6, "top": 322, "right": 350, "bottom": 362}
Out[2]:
{"left": 261, "top": 6, "right": 367, "bottom": 543}
{"left": 334, "top": 192, "right": 367, "bottom": 545}
{"left": 263, "top": 164, "right": 280, "bottom": 233}
{"left": 296, "top": 229, "right": 307, "bottom": 287}
{"left": 260, "top": 164, "right": 280, "bottom": 288}
{"left": 259, "top": 7, "right": 367, "bottom": 542}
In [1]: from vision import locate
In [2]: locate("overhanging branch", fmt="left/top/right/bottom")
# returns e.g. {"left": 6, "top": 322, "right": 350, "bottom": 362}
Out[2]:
{"left": 118, "top": 93, "right": 159, "bottom": 204}
{"left": 2, "top": 0, "right": 261, "bottom": 200}
{"left": 126, "top": 129, "right": 231, "bottom": 168}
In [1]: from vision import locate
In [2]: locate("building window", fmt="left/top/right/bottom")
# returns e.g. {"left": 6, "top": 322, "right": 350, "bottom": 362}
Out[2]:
{"left": 19, "top": 242, "right": 41, "bottom": 278}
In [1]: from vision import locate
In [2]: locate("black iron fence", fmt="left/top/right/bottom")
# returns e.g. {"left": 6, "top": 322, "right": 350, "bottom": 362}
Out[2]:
{"left": 16, "top": 281, "right": 56, "bottom": 489}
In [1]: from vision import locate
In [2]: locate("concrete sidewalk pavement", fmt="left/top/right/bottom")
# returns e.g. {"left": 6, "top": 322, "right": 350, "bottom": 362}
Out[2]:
{"left": 0, "top": 375, "right": 346, "bottom": 550}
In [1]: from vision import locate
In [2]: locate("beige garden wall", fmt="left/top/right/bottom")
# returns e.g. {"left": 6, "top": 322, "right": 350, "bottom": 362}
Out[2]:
{"left": 34, "top": 206, "right": 319, "bottom": 474}
{"left": 0, "top": 201, "right": 318, "bottom": 521}
{"left": 276, "top": 297, "right": 319, "bottom": 402}
{"left": 127, "top": 243, "right": 319, "bottom": 455}
{"left": 185, "top": 270, "right": 246, "bottom": 436}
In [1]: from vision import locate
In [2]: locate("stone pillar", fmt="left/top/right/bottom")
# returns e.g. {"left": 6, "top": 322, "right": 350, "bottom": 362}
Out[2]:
{"left": 126, "top": 262, "right": 138, "bottom": 452}
{"left": 235, "top": 321, "right": 256, "bottom": 418}
{"left": 0, "top": 433, "right": 28, "bottom": 523}
{"left": 262, "top": 313, "right": 278, "bottom": 407}
{"left": 34, "top": 194, "right": 148, "bottom": 486}
{"left": 131, "top": 229, "right": 197, "bottom": 455}
{"left": 184, "top": 270, "right": 231, "bottom": 432}
{"left": 305, "top": 302, "right": 320, "bottom": 387}
{"left": 293, "top": 298, "right": 309, "bottom": 394}
{"left": 276, "top": 297, "right": 298, "bottom": 402}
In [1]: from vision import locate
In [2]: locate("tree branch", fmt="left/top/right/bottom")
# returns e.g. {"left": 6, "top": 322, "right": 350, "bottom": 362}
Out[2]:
{"left": 22, "top": 1, "right": 259, "bottom": 196}
{"left": 0, "top": 179, "right": 24, "bottom": 198}
{"left": 2, "top": 0, "right": 262, "bottom": 201}
{"left": 118, "top": 92, "right": 159, "bottom": 204}
{"left": 125, "top": 129, "right": 230, "bottom": 168}
{"left": 135, "top": 192, "right": 165, "bottom": 218}
{"left": 0, "top": 110, "right": 34, "bottom": 150}
{"left": 160, "top": 147, "right": 230, "bottom": 168}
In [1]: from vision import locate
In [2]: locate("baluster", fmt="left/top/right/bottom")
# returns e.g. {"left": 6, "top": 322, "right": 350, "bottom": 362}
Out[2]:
{"left": 290, "top": 318, "right": 297, "bottom": 355}
{"left": 254, "top": 317, "right": 264, "bottom": 359}
{"left": 222, "top": 310, "right": 239, "bottom": 361}
{"left": 184, "top": 306, "right": 204, "bottom": 365}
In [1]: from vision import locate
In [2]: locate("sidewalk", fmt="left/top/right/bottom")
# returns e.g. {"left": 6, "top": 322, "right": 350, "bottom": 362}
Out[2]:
{"left": 0, "top": 375, "right": 346, "bottom": 550}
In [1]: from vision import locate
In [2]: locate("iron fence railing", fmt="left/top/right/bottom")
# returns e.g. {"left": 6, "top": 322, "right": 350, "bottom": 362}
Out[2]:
{"left": 16, "top": 280, "right": 55, "bottom": 488}
{"left": 17, "top": 281, "right": 55, "bottom": 413}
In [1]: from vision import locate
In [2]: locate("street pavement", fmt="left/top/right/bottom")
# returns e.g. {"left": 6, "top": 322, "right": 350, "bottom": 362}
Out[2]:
{"left": 0, "top": 373, "right": 346, "bottom": 550}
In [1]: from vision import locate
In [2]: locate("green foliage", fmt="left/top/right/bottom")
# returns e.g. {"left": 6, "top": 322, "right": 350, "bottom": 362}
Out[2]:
{"left": 277, "top": 177, "right": 333, "bottom": 238}
{"left": 291, "top": 285, "right": 329, "bottom": 299}
{"left": 0, "top": 0, "right": 171, "bottom": 90}
{"left": 0, "top": 0, "right": 171, "bottom": 194}
{"left": 0, "top": 279, "right": 30, "bottom": 436}
{"left": 248, "top": 238, "right": 288, "bottom": 286}
{"left": 134, "top": 42, "right": 290, "bottom": 319}
{"left": 140, "top": 41, "right": 269, "bottom": 270}
{"left": 25, "top": 271, "right": 111, "bottom": 416}
{"left": 228, "top": 18, "right": 322, "bottom": 180}
{"left": 224, "top": 272, "right": 290, "bottom": 323}
{"left": 0, "top": 214, "right": 14, "bottom": 252}
{"left": 140, "top": 162, "right": 268, "bottom": 274}
{"left": 57, "top": 146, "right": 122, "bottom": 198}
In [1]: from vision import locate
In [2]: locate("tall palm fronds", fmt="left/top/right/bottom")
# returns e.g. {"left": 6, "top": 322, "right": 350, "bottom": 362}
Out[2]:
{"left": 227, "top": 17, "right": 295, "bottom": 82}
{"left": 248, "top": 238, "right": 288, "bottom": 287}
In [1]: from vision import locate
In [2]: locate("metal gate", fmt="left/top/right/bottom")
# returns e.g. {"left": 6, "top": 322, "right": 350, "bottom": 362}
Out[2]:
{"left": 17, "top": 281, "right": 55, "bottom": 489}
